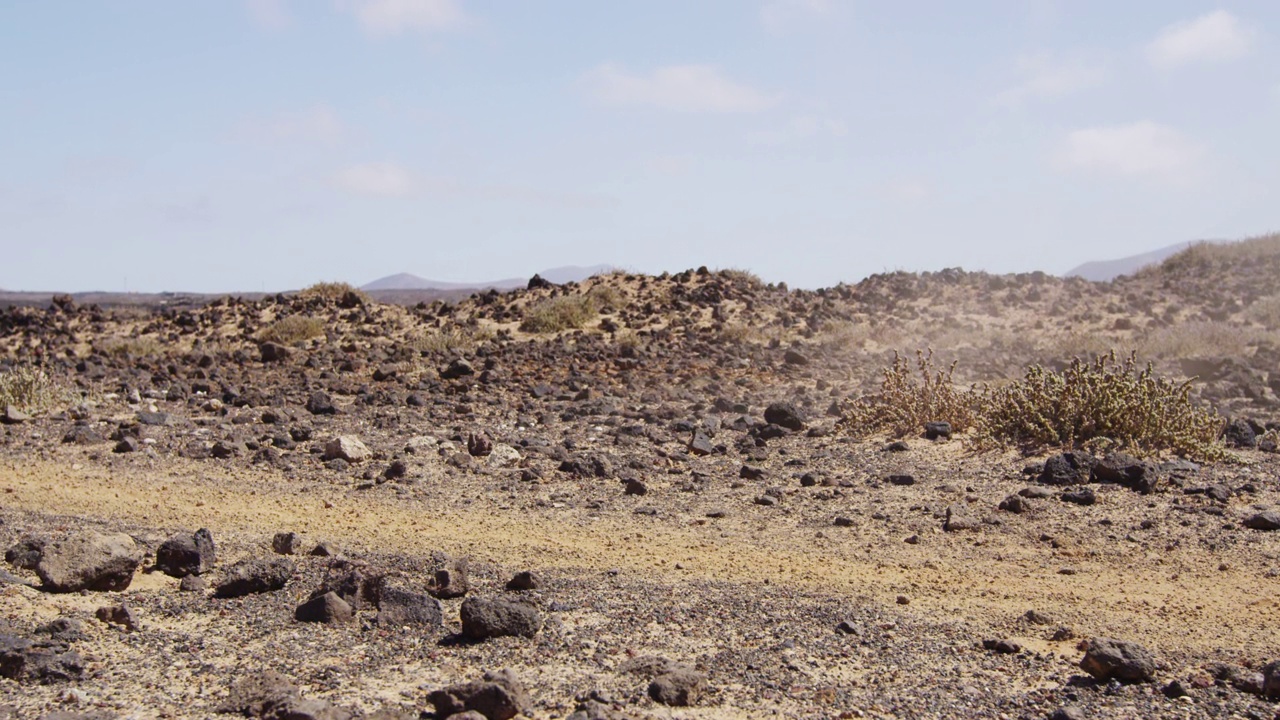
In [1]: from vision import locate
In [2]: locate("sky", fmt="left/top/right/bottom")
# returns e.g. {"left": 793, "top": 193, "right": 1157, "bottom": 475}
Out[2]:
{"left": 1, "top": 1, "right": 1278, "bottom": 293}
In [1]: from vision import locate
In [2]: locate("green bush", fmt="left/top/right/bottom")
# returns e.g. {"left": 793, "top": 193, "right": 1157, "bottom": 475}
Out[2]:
{"left": 519, "top": 295, "right": 598, "bottom": 333}
{"left": 258, "top": 315, "right": 326, "bottom": 345}
{"left": 976, "top": 351, "right": 1225, "bottom": 460}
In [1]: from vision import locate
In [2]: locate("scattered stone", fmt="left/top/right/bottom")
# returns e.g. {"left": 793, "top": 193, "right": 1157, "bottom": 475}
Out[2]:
{"left": 1037, "top": 452, "right": 1095, "bottom": 486}
{"left": 36, "top": 531, "right": 142, "bottom": 593}
{"left": 459, "top": 597, "right": 542, "bottom": 640}
{"left": 1079, "top": 637, "right": 1157, "bottom": 683}
{"left": 739, "top": 465, "right": 766, "bottom": 480}
{"left": 295, "top": 591, "right": 354, "bottom": 624}
{"left": 835, "top": 620, "right": 859, "bottom": 635}
{"left": 982, "top": 638, "right": 1021, "bottom": 654}
{"left": 375, "top": 586, "right": 442, "bottom": 628}
{"left": 441, "top": 358, "right": 476, "bottom": 380}
{"left": 1, "top": 406, "right": 30, "bottom": 425}
{"left": 259, "top": 341, "right": 291, "bottom": 363}
{"left": 155, "top": 528, "right": 216, "bottom": 578}
{"left": 220, "top": 671, "right": 300, "bottom": 716}
{"left": 61, "top": 426, "right": 104, "bottom": 446}
{"left": 1060, "top": 487, "right": 1096, "bottom": 506}
{"left": 648, "top": 669, "right": 705, "bottom": 706}
{"left": 1243, "top": 511, "right": 1280, "bottom": 531}
{"left": 923, "top": 421, "right": 951, "bottom": 440}
{"left": 783, "top": 349, "right": 809, "bottom": 365}
{"left": 272, "top": 532, "right": 301, "bottom": 555}
{"left": 1223, "top": 418, "right": 1257, "bottom": 448}
{"left": 832, "top": 516, "right": 854, "bottom": 527}
{"left": 179, "top": 574, "right": 206, "bottom": 592}
{"left": 998, "top": 494, "right": 1028, "bottom": 513}
{"left": 887, "top": 474, "right": 915, "bottom": 486}
{"left": 6, "top": 536, "right": 46, "bottom": 570}
{"left": 322, "top": 436, "right": 370, "bottom": 463}
{"left": 95, "top": 603, "right": 139, "bottom": 632}
{"left": 428, "top": 669, "right": 530, "bottom": 720}
{"left": 688, "top": 431, "right": 715, "bottom": 456}
{"left": 763, "top": 402, "right": 805, "bottom": 431}
{"left": 943, "top": 505, "right": 980, "bottom": 532}
{"left": 305, "top": 392, "right": 337, "bottom": 415}
{"left": 1048, "top": 708, "right": 1085, "bottom": 720}
{"left": 0, "top": 632, "right": 85, "bottom": 683}
{"left": 429, "top": 558, "right": 470, "bottom": 599}
{"left": 1093, "top": 452, "right": 1158, "bottom": 493}
{"left": 623, "top": 478, "right": 647, "bottom": 496}
{"left": 214, "top": 558, "right": 294, "bottom": 598}
{"left": 506, "top": 571, "right": 539, "bottom": 591}
{"left": 1162, "top": 679, "right": 1192, "bottom": 698}
{"left": 1263, "top": 660, "right": 1280, "bottom": 699}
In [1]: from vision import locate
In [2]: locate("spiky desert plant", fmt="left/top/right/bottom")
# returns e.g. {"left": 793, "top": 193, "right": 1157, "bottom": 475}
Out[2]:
{"left": 975, "top": 351, "right": 1225, "bottom": 460}
{"left": 841, "top": 349, "right": 977, "bottom": 437}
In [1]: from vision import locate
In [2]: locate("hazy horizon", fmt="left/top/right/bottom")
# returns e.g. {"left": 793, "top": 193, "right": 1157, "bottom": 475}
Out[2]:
{"left": 3, "top": 1, "right": 1278, "bottom": 293}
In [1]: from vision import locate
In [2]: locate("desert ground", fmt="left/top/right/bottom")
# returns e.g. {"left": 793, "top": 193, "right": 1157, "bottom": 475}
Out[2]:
{"left": 3, "top": 238, "right": 1280, "bottom": 719}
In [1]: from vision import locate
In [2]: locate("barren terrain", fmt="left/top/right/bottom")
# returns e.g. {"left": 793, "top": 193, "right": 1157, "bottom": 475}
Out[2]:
{"left": 3, "top": 239, "right": 1280, "bottom": 719}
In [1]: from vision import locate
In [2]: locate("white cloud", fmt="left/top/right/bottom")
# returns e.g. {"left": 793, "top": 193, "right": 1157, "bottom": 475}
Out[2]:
{"left": 237, "top": 105, "right": 346, "bottom": 145}
{"left": 334, "top": 162, "right": 415, "bottom": 197}
{"left": 336, "top": 0, "right": 464, "bottom": 35}
{"left": 1053, "top": 122, "right": 1205, "bottom": 179}
{"left": 246, "top": 0, "right": 292, "bottom": 29}
{"left": 760, "top": 0, "right": 834, "bottom": 32}
{"left": 583, "top": 64, "right": 777, "bottom": 113}
{"left": 997, "top": 52, "right": 1106, "bottom": 105}
{"left": 746, "top": 115, "right": 846, "bottom": 144}
{"left": 1145, "top": 10, "right": 1255, "bottom": 69}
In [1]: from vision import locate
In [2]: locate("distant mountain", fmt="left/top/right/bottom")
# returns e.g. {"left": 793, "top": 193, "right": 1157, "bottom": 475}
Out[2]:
{"left": 362, "top": 264, "right": 615, "bottom": 291}
{"left": 1065, "top": 241, "right": 1212, "bottom": 282}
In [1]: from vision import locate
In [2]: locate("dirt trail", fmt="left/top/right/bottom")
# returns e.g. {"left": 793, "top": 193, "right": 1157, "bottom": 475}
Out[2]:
{"left": 3, "top": 456, "right": 1277, "bottom": 663}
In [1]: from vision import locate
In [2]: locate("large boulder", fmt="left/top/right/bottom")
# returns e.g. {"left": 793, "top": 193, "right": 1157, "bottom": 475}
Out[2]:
{"left": 1037, "top": 452, "right": 1096, "bottom": 486}
{"left": 648, "top": 669, "right": 706, "bottom": 706}
{"left": 1079, "top": 637, "right": 1157, "bottom": 683}
{"left": 0, "top": 633, "right": 86, "bottom": 683}
{"left": 1092, "top": 453, "right": 1158, "bottom": 493}
{"left": 428, "top": 669, "right": 530, "bottom": 720}
{"left": 375, "top": 586, "right": 442, "bottom": 628}
{"left": 459, "top": 598, "right": 542, "bottom": 640}
{"left": 155, "top": 528, "right": 216, "bottom": 578}
{"left": 36, "top": 532, "right": 142, "bottom": 593}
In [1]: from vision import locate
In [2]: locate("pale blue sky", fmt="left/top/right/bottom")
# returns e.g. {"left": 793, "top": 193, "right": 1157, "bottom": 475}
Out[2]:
{"left": 2, "top": 1, "right": 1277, "bottom": 292}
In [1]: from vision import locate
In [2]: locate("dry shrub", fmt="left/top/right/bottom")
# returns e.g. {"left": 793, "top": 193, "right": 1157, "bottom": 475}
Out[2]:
{"left": 1246, "top": 295, "right": 1280, "bottom": 330}
{"left": 840, "top": 350, "right": 976, "bottom": 437}
{"left": 412, "top": 326, "right": 495, "bottom": 354}
{"left": 297, "top": 281, "right": 369, "bottom": 304}
{"left": 718, "top": 268, "right": 764, "bottom": 287}
{"left": 976, "top": 351, "right": 1225, "bottom": 460}
{"left": 588, "top": 285, "right": 627, "bottom": 312}
{"left": 519, "top": 295, "right": 598, "bottom": 333}
{"left": 0, "top": 366, "right": 70, "bottom": 412}
{"left": 258, "top": 316, "right": 326, "bottom": 345}
{"left": 1136, "top": 321, "right": 1257, "bottom": 359}
{"left": 98, "top": 336, "right": 165, "bottom": 357}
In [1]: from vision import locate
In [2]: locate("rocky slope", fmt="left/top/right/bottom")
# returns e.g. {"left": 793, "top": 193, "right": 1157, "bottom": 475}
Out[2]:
{"left": 1, "top": 238, "right": 1280, "bottom": 719}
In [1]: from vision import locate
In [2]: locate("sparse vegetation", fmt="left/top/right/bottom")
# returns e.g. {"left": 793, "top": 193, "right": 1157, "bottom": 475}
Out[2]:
{"left": 587, "top": 285, "right": 627, "bottom": 313}
{"left": 257, "top": 315, "right": 326, "bottom": 345}
{"left": 841, "top": 350, "right": 1227, "bottom": 460}
{"left": 97, "top": 336, "right": 165, "bottom": 357}
{"left": 840, "top": 350, "right": 976, "bottom": 438}
{"left": 411, "top": 326, "right": 495, "bottom": 354}
{"left": 297, "top": 281, "right": 369, "bottom": 305}
{"left": 1246, "top": 294, "right": 1280, "bottom": 330}
{"left": 976, "top": 351, "right": 1226, "bottom": 460}
{"left": 519, "top": 295, "right": 598, "bottom": 333}
{"left": 0, "top": 366, "right": 69, "bottom": 413}
{"left": 1155, "top": 233, "right": 1280, "bottom": 275}
{"left": 1135, "top": 321, "right": 1260, "bottom": 360}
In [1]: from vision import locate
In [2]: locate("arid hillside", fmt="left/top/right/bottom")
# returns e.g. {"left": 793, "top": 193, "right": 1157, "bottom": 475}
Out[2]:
{"left": 1, "top": 236, "right": 1279, "bottom": 719}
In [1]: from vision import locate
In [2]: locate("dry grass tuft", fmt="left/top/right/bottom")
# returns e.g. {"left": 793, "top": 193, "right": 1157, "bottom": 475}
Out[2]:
{"left": 1135, "top": 321, "right": 1260, "bottom": 360}
{"left": 98, "top": 336, "right": 165, "bottom": 358}
{"left": 520, "top": 295, "right": 598, "bottom": 333}
{"left": 840, "top": 350, "right": 976, "bottom": 437}
{"left": 258, "top": 316, "right": 326, "bottom": 345}
{"left": 0, "top": 366, "right": 71, "bottom": 413}
{"left": 411, "top": 326, "right": 495, "bottom": 354}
